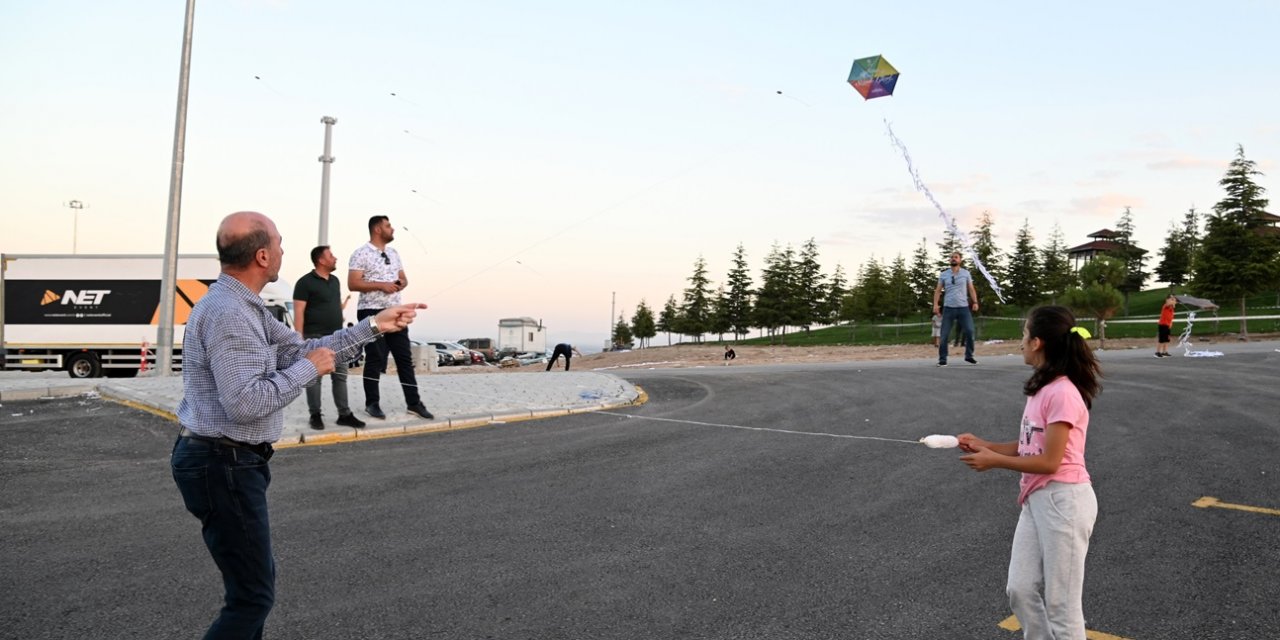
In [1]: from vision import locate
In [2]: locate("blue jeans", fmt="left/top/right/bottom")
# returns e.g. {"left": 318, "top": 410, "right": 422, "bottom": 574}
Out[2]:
{"left": 172, "top": 436, "right": 275, "bottom": 640}
{"left": 939, "top": 306, "right": 975, "bottom": 363}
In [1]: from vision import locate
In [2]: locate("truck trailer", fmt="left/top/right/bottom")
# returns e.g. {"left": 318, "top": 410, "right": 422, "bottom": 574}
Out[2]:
{"left": 0, "top": 254, "right": 290, "bottom": 378}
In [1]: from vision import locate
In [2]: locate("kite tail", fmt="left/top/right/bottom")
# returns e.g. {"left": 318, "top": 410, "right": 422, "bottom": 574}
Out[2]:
{"left": 883, "top": 119, "right": 1006, "bottom": 303}
{"left": 1176, "top": 311, "right": 1224, "bottom": 357}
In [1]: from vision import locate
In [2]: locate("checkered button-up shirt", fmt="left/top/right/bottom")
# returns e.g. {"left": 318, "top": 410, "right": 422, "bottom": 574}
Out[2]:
{"left": 176, "top": 273, "right": 379, "bottom": 444}
{"left": 349, "top": 242, "right": 404, "bottom": 310}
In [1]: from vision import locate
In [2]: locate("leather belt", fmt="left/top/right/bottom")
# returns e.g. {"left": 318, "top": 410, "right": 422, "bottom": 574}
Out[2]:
{"left": 179, "top": 427, "right": 274, "bottom": 461}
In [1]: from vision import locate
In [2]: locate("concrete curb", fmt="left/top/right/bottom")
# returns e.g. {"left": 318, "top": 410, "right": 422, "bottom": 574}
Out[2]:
{"left": 93, "top": 382, "right": 648, "bottom": 450}
{"left": 1, "top": 384, "right": 99, "bottom": 402}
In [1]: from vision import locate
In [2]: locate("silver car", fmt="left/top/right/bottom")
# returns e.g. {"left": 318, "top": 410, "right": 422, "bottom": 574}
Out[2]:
{"left": 427, "top": 341, "right": 470, "bottom": 365}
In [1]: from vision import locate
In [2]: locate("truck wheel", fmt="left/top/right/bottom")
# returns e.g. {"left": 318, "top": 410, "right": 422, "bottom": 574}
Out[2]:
{"left": 66, "top": 353, "right": 102, "bottom": 379}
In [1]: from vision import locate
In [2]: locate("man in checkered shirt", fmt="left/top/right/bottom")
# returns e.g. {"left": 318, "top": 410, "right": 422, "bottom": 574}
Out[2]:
{"left": 348, "top": 214, "right": 434, "bottom": 420}
{"left": 171, "top": 211, "right": 426, "bottom": 638}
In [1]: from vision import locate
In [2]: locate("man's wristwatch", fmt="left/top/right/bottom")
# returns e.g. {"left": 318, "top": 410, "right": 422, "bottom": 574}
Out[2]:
{"left": 367, "top": 315, "right": 380, "bottom": 334}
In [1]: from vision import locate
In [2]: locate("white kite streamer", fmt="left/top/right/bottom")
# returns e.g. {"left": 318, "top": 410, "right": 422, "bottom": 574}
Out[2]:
{"left": 1177, "top": 311, "right": 1224, "bottom": 358}
{"left": 883, "top": 119, "right": 1005, "bottom": 302}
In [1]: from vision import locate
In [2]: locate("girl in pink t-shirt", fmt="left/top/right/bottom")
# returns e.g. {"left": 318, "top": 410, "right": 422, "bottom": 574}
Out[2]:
{"left": 957, "top": 306, "right": 1102, "bottom": 640}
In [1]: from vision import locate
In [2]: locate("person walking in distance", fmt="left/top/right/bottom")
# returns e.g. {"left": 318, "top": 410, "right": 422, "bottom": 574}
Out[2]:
{"left": 933, "top": 251, "right": 980, "bottom": 366}
{"left": 348, "top": 215, "right": 434, "bottom": 420}
{"left": 545, "top": 343, "right": 583, "bottom": 371}
{"left": 293, "top": 245, "right": 365, "bottom": 430}
{"left": 171, "top": 211, "right": 426, "bottom": 639}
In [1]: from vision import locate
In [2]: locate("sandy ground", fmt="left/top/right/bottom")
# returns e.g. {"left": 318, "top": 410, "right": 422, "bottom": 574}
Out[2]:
{"left": 439, "top": 332, "right": 1278, "bottom": 373}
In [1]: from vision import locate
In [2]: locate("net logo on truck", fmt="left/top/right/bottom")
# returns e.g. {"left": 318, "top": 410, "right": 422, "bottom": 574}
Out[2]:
{"left": 41, "top": 289, "right": 112, "bottom": 306}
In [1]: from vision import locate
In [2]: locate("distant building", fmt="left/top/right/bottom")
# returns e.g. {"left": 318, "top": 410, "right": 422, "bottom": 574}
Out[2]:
{"left": 1066, "top": 228, "right": 1146, "bottom": 271}
{"left": 497, "top": 317, "right": 546, "bottom": 355}
{"left": 1252, "top": 211, "right": 1280, "bottom": 237}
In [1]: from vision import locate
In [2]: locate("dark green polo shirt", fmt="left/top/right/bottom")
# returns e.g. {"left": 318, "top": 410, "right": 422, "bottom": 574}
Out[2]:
{"left": 292, "top": 270, "right": 344, "bottom": 336}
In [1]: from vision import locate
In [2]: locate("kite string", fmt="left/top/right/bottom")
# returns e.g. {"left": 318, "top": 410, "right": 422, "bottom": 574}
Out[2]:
{"left": 609, "top": 412, "right": 921, "bottom": 444}
{"left": 883, "top": 119, "right": 1006, "bottom": 303}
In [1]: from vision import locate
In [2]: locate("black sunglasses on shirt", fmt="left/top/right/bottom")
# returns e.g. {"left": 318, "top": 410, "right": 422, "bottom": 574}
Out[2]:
{"left": 380, "top": 252, "right": 390, "bottom": 265}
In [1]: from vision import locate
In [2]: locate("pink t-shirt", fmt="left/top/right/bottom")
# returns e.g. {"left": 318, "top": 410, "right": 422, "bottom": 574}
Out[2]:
{"left": 1017, "top": 376, "right": 1091, "bottom": 505}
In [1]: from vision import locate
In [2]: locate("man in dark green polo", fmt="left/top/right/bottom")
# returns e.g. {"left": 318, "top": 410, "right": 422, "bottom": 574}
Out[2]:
{"left": 293, "top": 245, "right": 365, "bottom": 430}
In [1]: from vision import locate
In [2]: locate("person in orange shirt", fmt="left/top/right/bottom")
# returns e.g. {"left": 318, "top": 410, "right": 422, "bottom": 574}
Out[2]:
{"left": 1156, "top": 295, "right": 1176, "bottom": 357}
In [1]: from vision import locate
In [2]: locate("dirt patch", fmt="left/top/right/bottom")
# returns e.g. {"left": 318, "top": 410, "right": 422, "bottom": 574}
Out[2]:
{"left": 433, "top": 333, "right": 1273, "bottom": 373}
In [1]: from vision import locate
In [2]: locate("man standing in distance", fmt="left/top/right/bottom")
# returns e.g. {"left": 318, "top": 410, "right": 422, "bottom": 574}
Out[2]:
{"left": 932, "top": 251, "right": 980, "bottom": 366}
{"left": 172, "top": 211, "right": 426, "bottom": 638}
{"left": 348, "top": 215, "right": 434, "bottom": 420}
{"left": 293, "top": 245, "right": 365, "bottom": 430}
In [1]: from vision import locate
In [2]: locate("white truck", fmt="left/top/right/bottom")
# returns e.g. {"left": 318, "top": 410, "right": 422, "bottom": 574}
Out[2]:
{"left": 0, "top": 254, "right": 291, "bottom": 378}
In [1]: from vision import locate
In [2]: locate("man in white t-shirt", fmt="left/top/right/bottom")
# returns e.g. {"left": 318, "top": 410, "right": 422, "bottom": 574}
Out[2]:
{"left": 348, "top": 215, "right": 433, "bottom": 420}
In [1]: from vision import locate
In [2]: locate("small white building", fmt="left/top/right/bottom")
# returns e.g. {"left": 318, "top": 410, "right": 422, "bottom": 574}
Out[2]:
{"left": 497, "top": 317, "right": 546, "bottom": 354}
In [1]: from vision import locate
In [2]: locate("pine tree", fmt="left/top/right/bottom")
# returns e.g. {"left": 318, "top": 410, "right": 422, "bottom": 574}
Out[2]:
{"left": 887, "top": 255, "right": 912, "bottom": 321}
{"left": 709, "top": 285, "right": 732, "bottom": 342}
{"left": 969, "top": 211, "right": 1004, "bottom": 310}
{"left": 612, "top": 314, "right": 634, "bottom": 349}
{"left": 852, "top": 257, "right": 889, "bottom": 322}
{"left": 1004, "top": 219, "right": 1042, "bottom": 308}
{"left": 753, "top": 243, "right": 793, "bottom": 343}
{"left": 1040, "top": 224, "right": 1075, "bottom": 304}
{"left": 724, "top": 244, "right": 754, "bottom": 340}
{"left": 794, "top": 238, "right": 826, "bottom": 331}
{"left": 908, "top": 237, "right": 936, "bottom": 314}
{"left": 1112, "top": 206, "right": 1150, "bottom": 313}
{"left": 1193, "top": 145, "right": 1280, "bottom": 337}
{"left": 1155, "top": 212, "right": 1195, "bottom": 288}
{"left": 936, "top": 227, "right": 963, "bottom": 271}
{"left": 630, "top": 299, "right": 657, "bottom": 348}
{"left": 680, "top": 255, "right": 713, "bottom": 342}
{"left": 823, "top": 264, "right": 849, "bottom": 324}
{"left": 657, "top": 295, "right": 679, "bottom": 346}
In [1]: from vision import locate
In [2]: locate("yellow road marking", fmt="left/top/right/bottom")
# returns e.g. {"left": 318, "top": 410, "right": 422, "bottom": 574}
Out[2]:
{"left": 1192, "top": 496, "right": 1280, "bottom": 517}
{"left": 999, "top": 615, "right": 1131, "bottom": 639}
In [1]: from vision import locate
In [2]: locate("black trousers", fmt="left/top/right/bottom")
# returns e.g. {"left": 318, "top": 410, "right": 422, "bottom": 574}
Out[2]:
{"left": 357, "top": 309, "right": 421, "bottom": 406}
{"left": 546, "top": 344, "right": 573, "bottom": 371}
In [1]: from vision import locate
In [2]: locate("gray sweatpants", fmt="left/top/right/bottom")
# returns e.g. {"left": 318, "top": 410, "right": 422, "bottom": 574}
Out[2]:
{"left": 1007, "top": 481, "right": 1097, "bottom": 640}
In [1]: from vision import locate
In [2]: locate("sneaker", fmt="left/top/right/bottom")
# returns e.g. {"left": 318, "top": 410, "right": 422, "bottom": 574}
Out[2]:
{"left": 406, "top": 402, "right": 435, "bottom": 420}
{"left": 308, "top": 414, "right": 325, "bottom": 430}
{"left": 937, "top": 361, "right": 948, "bottom": 367}
{"left": 366, "top": 403, "right": 386, "bottom": 419}
{"left": 336, "top": 413, "right": 366, "bottom": 429}
{"left": 965, "top": 357, "right": 978, "bottom": 365}
{"left": 1154, "top": 353, "right": 1163, "bottom": 358}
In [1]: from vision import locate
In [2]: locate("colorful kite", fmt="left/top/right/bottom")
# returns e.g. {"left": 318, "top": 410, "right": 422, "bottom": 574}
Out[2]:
{"left": 848, "top": 55, "right": 899, "bottom": 100}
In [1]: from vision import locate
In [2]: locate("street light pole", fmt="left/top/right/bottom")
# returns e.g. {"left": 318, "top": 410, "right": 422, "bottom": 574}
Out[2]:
{"left": 63, "top": 200, "right": 87, "bottom": 253}
{"left": 157, "top": 0, "right": 197, "bottom": 377}
{"left": 317, "top": 116, "right": 337, "bottom": 245}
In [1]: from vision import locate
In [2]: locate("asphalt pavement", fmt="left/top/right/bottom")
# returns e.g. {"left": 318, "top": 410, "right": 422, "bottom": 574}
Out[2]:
{"left": 1, "top": 341, "right": 1278, "bottom": 639}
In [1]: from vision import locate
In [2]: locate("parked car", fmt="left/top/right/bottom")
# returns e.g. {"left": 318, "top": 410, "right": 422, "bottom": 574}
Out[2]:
{"left": 411, "top": 340, "right": 454, "bottom": 368}
{"left": 427, "top": 341, "right": 470, "bottom": 365}
{"left": 458, "top": 338, "right": 497, "bottom": 361}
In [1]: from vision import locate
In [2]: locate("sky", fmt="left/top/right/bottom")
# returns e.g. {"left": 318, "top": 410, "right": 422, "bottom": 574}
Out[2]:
{"left": 2, "top": 1, "right": 1277, "bottom": 351}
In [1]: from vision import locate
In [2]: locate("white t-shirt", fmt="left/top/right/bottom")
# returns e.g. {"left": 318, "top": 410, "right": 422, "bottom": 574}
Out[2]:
{"left": 349, "top": 242, "right": 403, "bottom": 309}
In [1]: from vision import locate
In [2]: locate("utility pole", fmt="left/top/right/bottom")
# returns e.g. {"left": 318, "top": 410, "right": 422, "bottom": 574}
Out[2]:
{"left": 157, "top": 0, "right": 197, "bottom": 377}
{"left": 63, "top": 200, "right": 87, "bottom": 253}
{"left": 610, "top": 291, "right": 616, "bottom": 350}
{"left": 317, "top": 116, "right": 337, "bottom": 245}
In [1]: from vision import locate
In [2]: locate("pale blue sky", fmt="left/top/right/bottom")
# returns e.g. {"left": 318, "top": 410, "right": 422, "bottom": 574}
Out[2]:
{"left": 2, "top": 1, "right": 1277, "bottom": 348}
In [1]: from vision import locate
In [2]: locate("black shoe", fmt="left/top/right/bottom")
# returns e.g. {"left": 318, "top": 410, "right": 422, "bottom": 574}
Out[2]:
{"left": 937, "top": 361, "right": 948, "bottom": 367}
{"left": 965, "top": 357, "right": 978, "bottom": 365}
{"left": 406, "top": 402, "right": 434, "bottom": 420}
{"left": 336, "top": 413, "right": 366, "bottom": 428}
{"left": 309, "top": 414, "right": 325, "bottom": 430}
{"left": 366, "top": 403, "right": 386, "bottom": 419}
